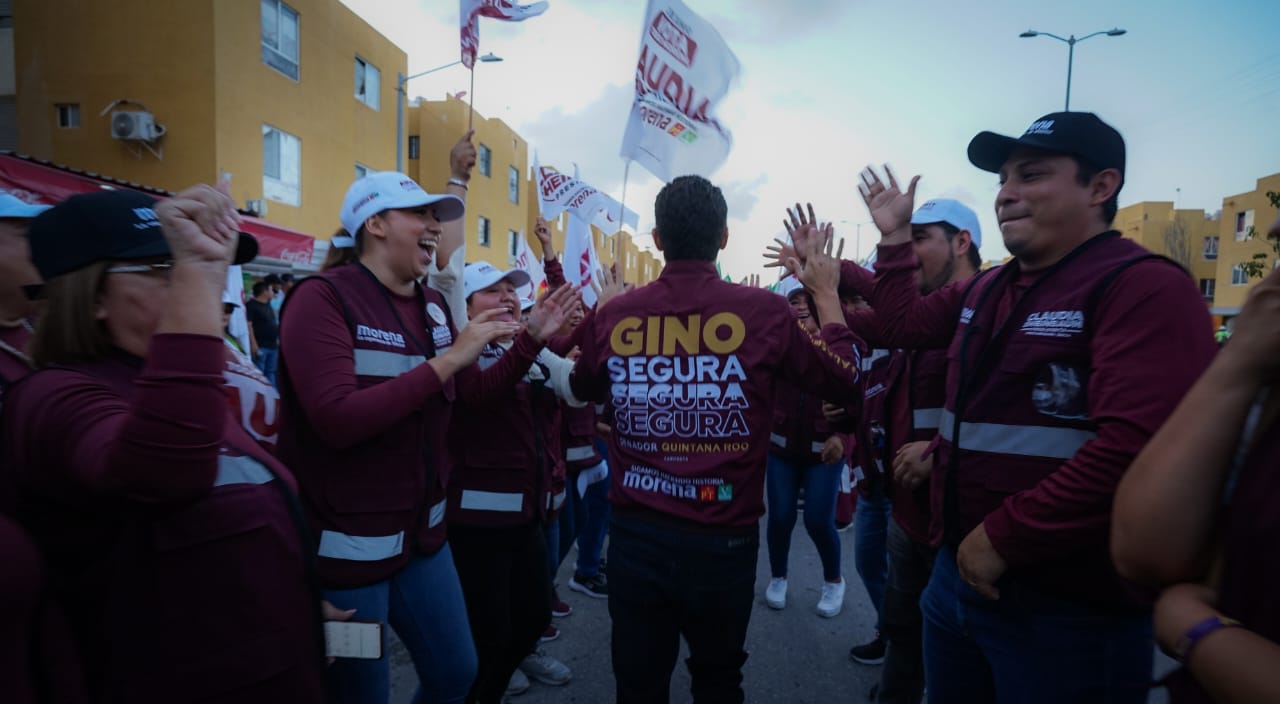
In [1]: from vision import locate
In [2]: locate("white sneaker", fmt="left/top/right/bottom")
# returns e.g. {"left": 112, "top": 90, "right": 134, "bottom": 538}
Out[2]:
{"left": 506, "top": 668, "right": 530, "bottom": 696}
{"left": 765, "top": 577, "right": 788, "bottom": 609}
{"left": 520, "top": 649, "right": 572, "bottom": 686}
{"left": 817, "top": 577, "right": 845, "bottom": 618}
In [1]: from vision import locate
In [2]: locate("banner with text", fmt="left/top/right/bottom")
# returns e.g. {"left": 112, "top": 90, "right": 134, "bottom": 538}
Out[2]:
{"left": 534, "top": 155, "right": 639, "bottom": 232}
{"left": 460, "top": 0, "right": 549, "bottom": 68}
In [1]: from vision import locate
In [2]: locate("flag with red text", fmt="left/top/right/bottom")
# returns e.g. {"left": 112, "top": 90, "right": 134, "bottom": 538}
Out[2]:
{"left": 460, "top": 0, "right": 549, "bottom": 68}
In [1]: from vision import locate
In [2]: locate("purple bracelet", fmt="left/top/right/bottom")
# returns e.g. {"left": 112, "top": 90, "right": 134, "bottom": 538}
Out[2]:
{"left": 1173, "top": 615, "right": 1242, "bottom": 663}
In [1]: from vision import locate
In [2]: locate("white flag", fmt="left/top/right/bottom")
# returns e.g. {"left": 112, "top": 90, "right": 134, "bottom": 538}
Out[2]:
{"left": 533, "top": 155, "right": 637, "bottom": 233}
{"left": 460, "top": 0, "right": 549, "bottom": 68}
{"left": 562, "top": 213, "right": 604, "bottom": 307}
{"left": 620, "top": 0, "right": 740, "bottom": 182}
{"left": 510, "top": 230, "right": 547, "bottom": 303}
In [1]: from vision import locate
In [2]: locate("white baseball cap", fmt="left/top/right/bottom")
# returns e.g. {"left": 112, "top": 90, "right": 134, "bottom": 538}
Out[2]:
{"left": 463, "top": 261, "right": 532, "bottom": 299}
{"left": 910, "top": 198, "right": 982, "bottom": 249}
{"left": 776, "top": 275, "right": 806, "bottom": 301}
{"left": 336, "top": 171, "right": 464, "bottom": 245}
{"left": 0, "top": 192, "right": 51, "bottom": 219}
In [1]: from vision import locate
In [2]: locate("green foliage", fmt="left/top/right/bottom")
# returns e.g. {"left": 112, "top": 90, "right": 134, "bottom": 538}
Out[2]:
{"left": 1240, "top": 190, "right": 1280, "bottom": 281}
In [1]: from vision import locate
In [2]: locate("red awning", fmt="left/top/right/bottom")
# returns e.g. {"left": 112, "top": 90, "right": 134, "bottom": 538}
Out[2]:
{"left": 0, "top": 152, "right": 315, "bottom": 265}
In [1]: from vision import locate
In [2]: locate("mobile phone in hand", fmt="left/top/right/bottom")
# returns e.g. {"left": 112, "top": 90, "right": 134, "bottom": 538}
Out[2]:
{"left": 324, "top": 621, "right": 383, "bottom": 660}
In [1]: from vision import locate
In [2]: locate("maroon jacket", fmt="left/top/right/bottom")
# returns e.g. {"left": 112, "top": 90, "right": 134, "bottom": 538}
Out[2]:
{"left": 278, "top": 264, "right": 541, "bottom": 588}
{"left": 872, "top": 233, "right": 1216, "bottom": 607}
{"left": 570, "top": 260, "right": 863, "bottom": 531}
{"left": 770, "top": 374, "right": 837, "bottom": 466}
{"left": 1, "top": 335, "right": 324, "bottom": 703}
{"left": 561, "top": 402, "right": 604, "bottom": 472}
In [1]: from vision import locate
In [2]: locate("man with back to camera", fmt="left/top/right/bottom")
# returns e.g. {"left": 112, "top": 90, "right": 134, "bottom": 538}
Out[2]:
{"left": 568, "top": 175, "right": 865, "bottom": 704}
{"left": 848, "top": 112, "right": 1217, "bottom": 702}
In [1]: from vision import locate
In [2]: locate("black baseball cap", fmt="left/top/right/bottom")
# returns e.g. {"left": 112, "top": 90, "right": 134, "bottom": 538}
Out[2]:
{"left": 967, "top": 112, "right": 1125, "bottom": 184}
{"left": 27, "top": 190, "right": 258, "bottom": 281}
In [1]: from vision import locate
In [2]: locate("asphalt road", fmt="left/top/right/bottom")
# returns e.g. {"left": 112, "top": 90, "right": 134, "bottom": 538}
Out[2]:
{"left": 389, "top": 520, "right": 1175, "bottom": 703}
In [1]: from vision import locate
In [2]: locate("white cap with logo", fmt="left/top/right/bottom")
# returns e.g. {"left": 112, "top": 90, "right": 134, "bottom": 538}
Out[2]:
{"left": 910, "top": 198, "right": 982, "bottom": 249}
{"left": 0, "top": 192, "right": 50, "bottom": 220}
{"left": 776, "top": 275, "right": 805, "bottom": 301}
{"left": 463, "top": 261, "right": 532, "bottom": 300}
{"left": 336, "top": 171, "right": 465, "bottom": 247}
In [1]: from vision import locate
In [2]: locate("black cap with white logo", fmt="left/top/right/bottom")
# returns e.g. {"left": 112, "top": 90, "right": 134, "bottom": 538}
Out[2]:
{"left": 27, "top": 190, "right": 258, "bottom": 281}
{"left": 967, "top": 112, "right": 1125, "bottom": 183}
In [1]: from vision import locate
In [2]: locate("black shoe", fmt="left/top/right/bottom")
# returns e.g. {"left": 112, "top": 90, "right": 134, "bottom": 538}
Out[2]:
{"left": 568, "top": 572, "right": 608, "bottom": 599}
{"left": 849, "top": 633, "right": 886, "bottom": 664}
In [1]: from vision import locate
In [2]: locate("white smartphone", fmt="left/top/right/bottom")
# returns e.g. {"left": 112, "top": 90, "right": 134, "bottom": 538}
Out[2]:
{"left": 324, "top": 621, "right": 383, "bottom": 660}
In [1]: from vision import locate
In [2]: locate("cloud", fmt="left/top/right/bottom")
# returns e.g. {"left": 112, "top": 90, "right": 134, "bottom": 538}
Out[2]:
{"left": 719, "top": 174, "right": 768, "bottom": 221}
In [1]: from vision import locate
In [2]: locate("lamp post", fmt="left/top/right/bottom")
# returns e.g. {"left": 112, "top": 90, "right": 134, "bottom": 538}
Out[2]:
{"left": 396, "top": 52, "right": 502, "bottom": 172}
{"left": 1019, "top": 28, "right": 1126, "bottom": 111}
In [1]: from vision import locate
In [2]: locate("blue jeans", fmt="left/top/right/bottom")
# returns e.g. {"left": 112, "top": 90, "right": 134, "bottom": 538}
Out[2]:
{"left": 255, "top": 346, "right": 278, "bottom": 386}
{"left": 765, "top": 453, "right": 842, "bottom": 581}
{"left": 921, "top": 548, "right": 1153, "bottom": 704}
{"left": 575, "top": 462, "right": 611, "bottom": 577}
{"left": 854, "top": 483, "right": 892, "bottom": 628}
{"left": 322, "top": 545, "right": 477, "bottom": 704}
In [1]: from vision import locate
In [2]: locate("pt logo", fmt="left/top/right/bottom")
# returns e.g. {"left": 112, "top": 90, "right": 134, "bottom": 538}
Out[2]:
{"left": 699, "top": 485, "right": 716, "bottom": 501}
{"left": 717, "top": 484, "right": 733, "bottom": 502}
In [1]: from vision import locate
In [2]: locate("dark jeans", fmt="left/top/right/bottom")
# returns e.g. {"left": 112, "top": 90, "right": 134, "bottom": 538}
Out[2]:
{"left": 608, "top": 514, "right": 758, "bottom": 704}
{"left": 449, "top": 522, "right": 551, "bottom": 704}
{"left": 921, "top": 548, "right": 1153, "bottom": 704}
{"left": 876, "top": 519, "right": 935, "bottom": 704}
{"left": 574, "top": 463, "right": 611, "bottom": 577}
{"left": 254, "top": 345, "right": 278, "bottom": 386}
{"left": 765, "top": 453, "right": 842, "bottom": 581}
{"left": 854, "top": 483, "right": 892, "bottom": 629}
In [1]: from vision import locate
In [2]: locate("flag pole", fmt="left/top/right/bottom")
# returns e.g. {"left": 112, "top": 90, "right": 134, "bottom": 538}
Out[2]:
{"left": 617, "top": 160, "right": 632, "bottom": 236}
{"left": 467, "top": 66, "right": 476, "bottom": 130}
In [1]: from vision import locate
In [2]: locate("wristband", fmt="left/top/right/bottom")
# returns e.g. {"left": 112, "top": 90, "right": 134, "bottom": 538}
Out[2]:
{"left": 1173, "top": 615, "right": 1241, "bottom": 663}
{"left": 447, "top": 177, "right": 469, "bottom": 190}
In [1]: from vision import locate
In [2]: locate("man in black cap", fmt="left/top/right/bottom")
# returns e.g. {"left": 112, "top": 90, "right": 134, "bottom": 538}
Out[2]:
{"left": 844, "top": 113, "right": 1217, "bottom": 701}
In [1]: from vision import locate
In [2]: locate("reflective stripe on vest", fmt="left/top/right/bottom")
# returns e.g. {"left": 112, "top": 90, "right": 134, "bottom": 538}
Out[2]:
{"left": 427, "top": 498, "right": 446, "bottom": 529}
{"left": 839, "top": 464, "right": 853, "bottom": 492}
{"left": 548, "top": 490, "right": 567, "bottom": 510}
{"left": 913, "top": 407, "right": 943, "bottom": 431}
{"left": 353, "top": 348, "right": 427, "bottom": 378}
{"left": 316, "top": 529, "right": 405, "bottom": 562}
{"left": 213, "top": 454, "right": 274, "bottom": 487}
{"left": 862, "top": 348, "right": 890, "bottom": 371}
{"left": 459, "top": 489, "right": 524, "bottom": 512}
{"left": 566, "top": 445, "right": 596, "bottom": 462}
{"left": 938, "top": 409, "right": 1096, "bottom": 460}
{"left": 770, "top": 432, "right": 786, "bottom": 448}
{"left": 811, "top": 441, "right": 825, "bottom": 454}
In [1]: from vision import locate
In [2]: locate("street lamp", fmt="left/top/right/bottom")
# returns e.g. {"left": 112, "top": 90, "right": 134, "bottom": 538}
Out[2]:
{"left": 396, "top": 52, "right": 502, "bottom": 171}
{"left": 1019, "top": 28, "right": 1126, "bottom": 111}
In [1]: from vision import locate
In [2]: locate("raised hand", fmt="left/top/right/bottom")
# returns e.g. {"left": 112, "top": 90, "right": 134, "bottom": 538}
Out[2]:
{"left": 857, "top": 165, "right": 919, "bottom": 244}
{"left": 450, "top": 307, "right": 522, "bottom": 363}
{"left": 763, "top": 237, "right": 800, "bottom": 277}
{"left": 527, "top": 284, "right": 582, "bottom": 343}
{"left": 156, "top": 183, "right": 242, "bottom": 266}
{"left": 534, "top": 216, "right": 554, "bottom": 256}
{"left": 782, "top": 202, "right": 822, "bottom": 265}
{"left": 593, "top": 262, "right": 625, "bottom": 311}
{"left": 791, "top": 223, "right": 843, "bottom": 296}
{"left": 450, "top": 130, "right": 477, "bottom": 182}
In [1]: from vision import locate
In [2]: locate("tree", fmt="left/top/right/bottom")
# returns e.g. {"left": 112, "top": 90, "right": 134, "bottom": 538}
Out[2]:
{"left": 1239, "top": 191, "right": 1280, "bottom": 281}
{"left": 1162, "top": 216, "right": 1193, "bottom": 270}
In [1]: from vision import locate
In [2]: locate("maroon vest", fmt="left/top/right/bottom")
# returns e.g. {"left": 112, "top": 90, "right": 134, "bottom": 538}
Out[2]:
{"left": 277, "top": 264, "right": 456, "bottom": 588}
{"left": 855, "top": 348, "right": 898, "bottom": 497}
{"left": 885, "top": 347, "right": 948, "bottom": 543}
{"left": 769, "top": 380, "right": 835, "bottom": 466}
{"left": 561, "top": 402, "right": 603, "bottom": 473}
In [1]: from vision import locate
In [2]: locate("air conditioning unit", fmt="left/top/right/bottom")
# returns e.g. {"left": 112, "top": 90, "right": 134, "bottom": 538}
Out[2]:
{"left": 110, "top": 111, "right": 161, "bottom": 141}
{"left": 245, "top": 199, "right": 268, "bottom": 217}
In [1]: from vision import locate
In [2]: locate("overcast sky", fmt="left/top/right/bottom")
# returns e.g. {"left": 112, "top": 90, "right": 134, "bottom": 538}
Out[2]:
{"left": 340, "top": 0, "right": 1280, "bottom": 281}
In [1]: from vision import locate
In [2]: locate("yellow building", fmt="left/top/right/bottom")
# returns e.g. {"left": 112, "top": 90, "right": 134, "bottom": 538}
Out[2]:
{"left": 409, "top": 95, "right": 659, "bottom": 285}
{"left": 1212, "top": 172, "right": 1280, "bottom": 316}
{"left": 12, "top": 0, "right": 404, "bottom": 259}
{"left": 1115, "top": 202, "right": 1220, "bottom": 306}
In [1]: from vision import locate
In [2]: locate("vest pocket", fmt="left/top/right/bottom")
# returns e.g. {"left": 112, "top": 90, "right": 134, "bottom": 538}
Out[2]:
{"left": 324, "top": 481, "right": 419, "bottom": 514}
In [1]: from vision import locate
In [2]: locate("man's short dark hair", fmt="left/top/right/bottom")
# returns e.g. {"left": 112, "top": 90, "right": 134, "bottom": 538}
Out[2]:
{"left": 281, "top": 274, "right": 295, "bottom": 284}
{"left": 263, "top": 274, "right": 282, "bottom": 286}
{"left": 252, "top": 281, "right": 269, "bottom": 296}
{"left": 1073, "top": 158, "right": 1119, "bottom": 225}
{"left": 654, "top": 175, "right": 727, "bottom": 261}
{"left": 936, "top": 222, "right": 983, "bottom": 271}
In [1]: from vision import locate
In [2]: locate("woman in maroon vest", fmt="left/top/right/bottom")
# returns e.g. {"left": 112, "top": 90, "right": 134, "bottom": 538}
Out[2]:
{"left": 1, "top": 187, "right": 328, "bottom": 703}
{"left": 1113, "top": 233, "right": 1280, "bottom": 703}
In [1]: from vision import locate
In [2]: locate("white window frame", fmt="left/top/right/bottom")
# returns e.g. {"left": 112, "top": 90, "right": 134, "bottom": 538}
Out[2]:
{"left": 477, "top": 215, "right": 491, "bottom": 247}
{"left": 1199, "top": 278, "right": 1215, "bottom": 300}
{"left": 1202, "top": 236, "right": 1218, "bottom": 260}
{"left": 508, "top": 229, "right": 520, "bottom": 263}
{"left": 354, "top": 56, "right": 380, "bottom": 110}
{"left": 1231, "top": 264, "right": 1249, "bottom": 286}
{"left": 261, "top": 0, "right": 300, "bottom": 80}
{"left": 508, "top": 166, "right": 520, "bottom": 204}
{"left": 1234, "top": 209, "right": 1254, "bottom": 243}
{"left": 56, "top": 103, "right": 80, "bottom": 129}
{"left": 263, "top": 124, "right": 301, "bottom": 206}
{"left": 478, "top": 144, "right": 491, "bottom": 177}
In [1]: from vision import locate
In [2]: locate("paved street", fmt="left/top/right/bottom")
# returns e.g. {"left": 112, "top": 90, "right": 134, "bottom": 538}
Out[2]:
{"left": 390, "top": 519, "right": 1175, "bottom": 703}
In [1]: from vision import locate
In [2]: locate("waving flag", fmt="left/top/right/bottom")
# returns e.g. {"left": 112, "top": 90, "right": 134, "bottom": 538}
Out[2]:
{"left": 460, "top": 0, "right": 549, "bottom": 68}
{"left": 620, "top": 0, "right": 740, "bottom": 182}
{"left": 533, "top": 155, "right": 638, "bottom": 233}
{"left": 562, "top": 213, "right": 605, "bottom": 307}
{"left": 511, "top": 230, "right": 547, "bottom": 304}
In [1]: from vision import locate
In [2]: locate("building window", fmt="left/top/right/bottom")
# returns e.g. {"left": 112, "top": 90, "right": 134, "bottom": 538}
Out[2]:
{"left": 1231, "top": 264, "right": 1249, "bottom": 286}
{"left": 261, "top": 0, "right": 299, "bottom": 80}
{"left": 1202, "top": 236, "right": 1218, "bottom": 260}
{"left": 508, "top": 230, "right": 520, "bottom": 263}
{"left": 609, "top": 236, "right": 616, "bottom": 256}
{"left": 1235, "top": 209, "right": 1254, "bottom": 242}
{"left": 1199, "top": 278, "right": 1215, "bottom": 300}
{"left": 56, "top": 103, "right": 80, "bottom": 128}
{"left": 354, "top": 57, "right": 380, "bottom": 110}
{"left": 354, "top": 163, "right": 370, "bottom": 180}
{"left": 478, "top": 144, "right": 491, "bottom": 177}
{"left": 477, "top": 216, "right": 491, "bottom": 247}
{"left": 508, "top": 166, "right": 519, "bottom": 204}
{"left": 263, "top": 124, "right": 301, "bottom": 206}
{"left": 408, "top": 136, "right": 420, "bottom": 160}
